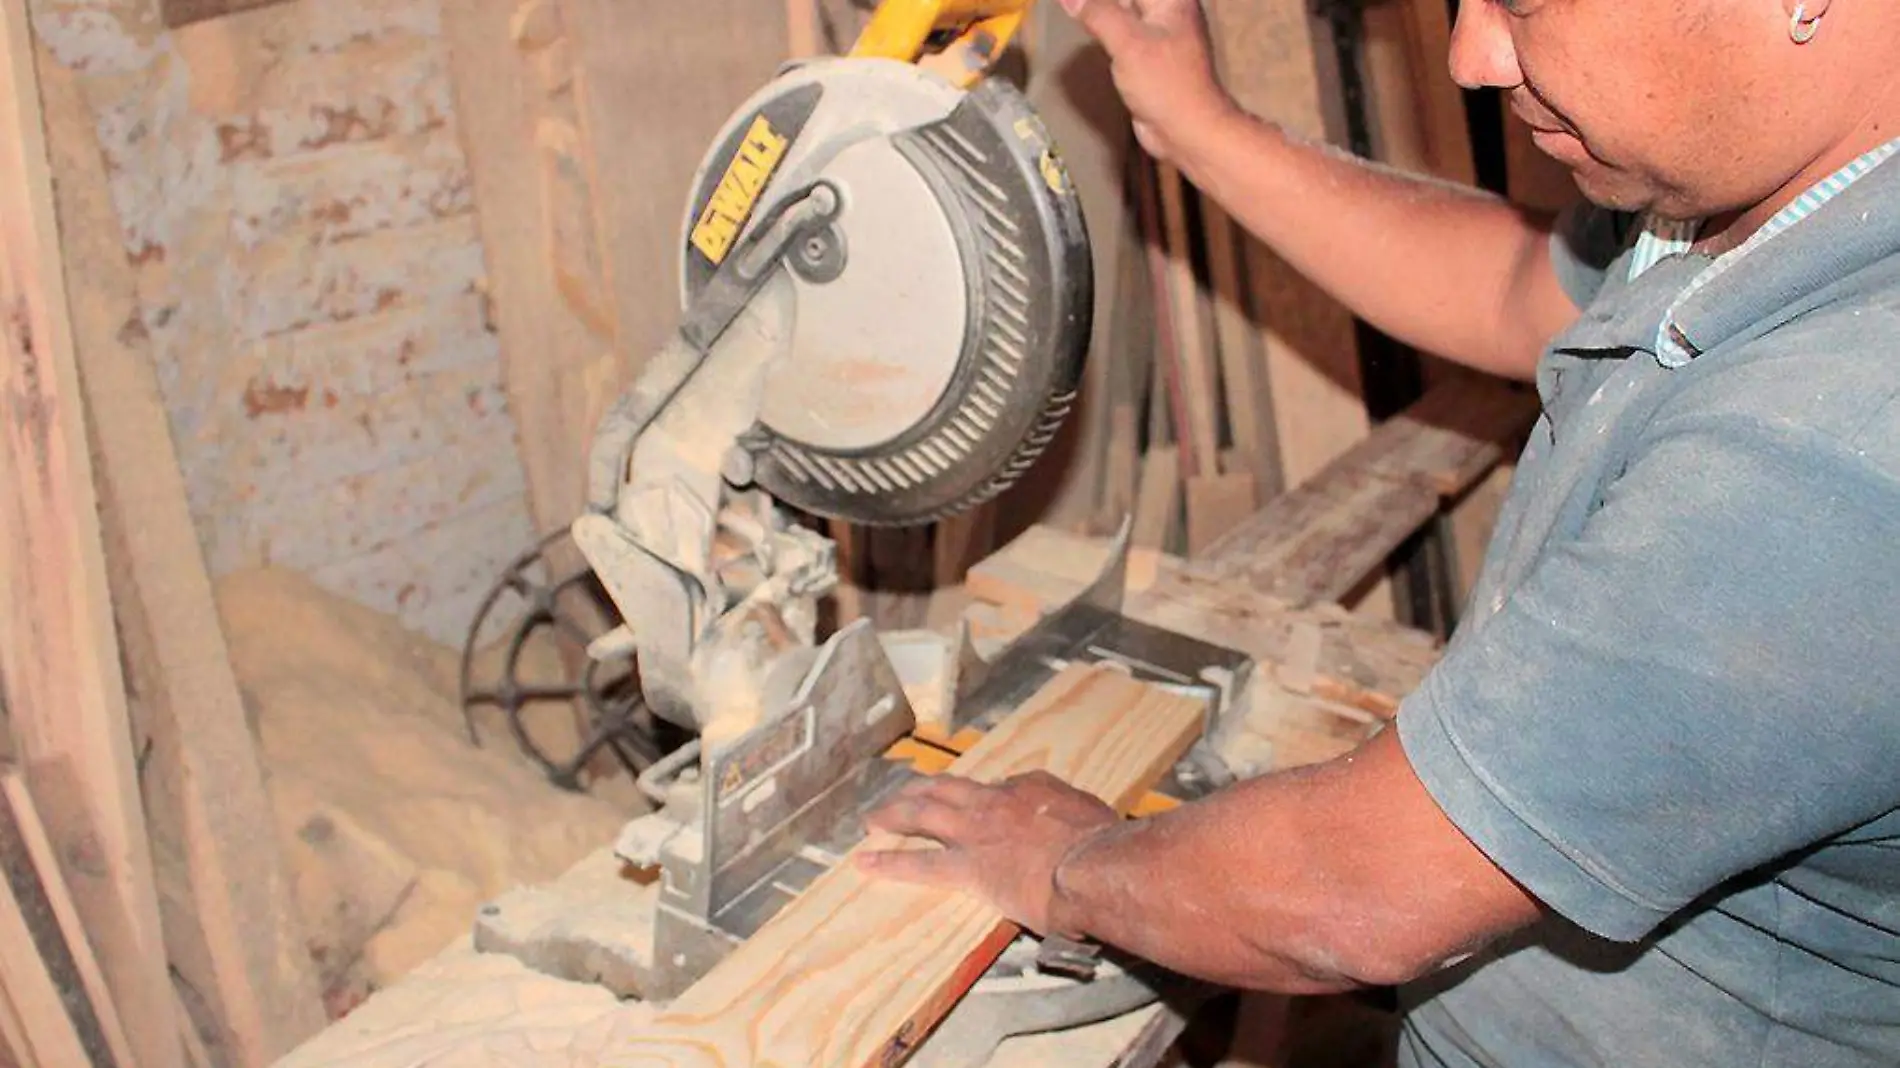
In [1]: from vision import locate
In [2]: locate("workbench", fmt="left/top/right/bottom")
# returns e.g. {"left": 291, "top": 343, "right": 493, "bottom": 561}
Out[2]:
{"left": 271, "top": 374, "right": 1532, "bottom": 1068}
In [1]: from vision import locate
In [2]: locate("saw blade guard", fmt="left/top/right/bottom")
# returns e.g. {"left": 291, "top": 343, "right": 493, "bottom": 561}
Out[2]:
{"left": 677, "top": 57, "right": 1093, "bottom": 527}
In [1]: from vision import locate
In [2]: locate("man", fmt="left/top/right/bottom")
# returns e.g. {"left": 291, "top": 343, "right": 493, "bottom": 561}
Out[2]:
{"left": 858, "top": 0, "right": 1900, "bottom": 1064}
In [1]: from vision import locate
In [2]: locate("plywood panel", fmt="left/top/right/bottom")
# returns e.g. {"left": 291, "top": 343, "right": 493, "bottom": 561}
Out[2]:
{"left": 609, "top": 664, "right": 1206, "bottom": 1066}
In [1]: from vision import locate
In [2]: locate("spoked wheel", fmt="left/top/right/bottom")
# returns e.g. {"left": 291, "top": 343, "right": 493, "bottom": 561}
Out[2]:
{"left": 457, "top": 528, "right": 692, "bottom": 792}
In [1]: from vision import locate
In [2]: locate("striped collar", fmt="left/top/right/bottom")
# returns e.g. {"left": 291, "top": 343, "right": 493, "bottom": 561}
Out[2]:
{"left": 1626, "top": 138, "right": 1900, "bottom": 368}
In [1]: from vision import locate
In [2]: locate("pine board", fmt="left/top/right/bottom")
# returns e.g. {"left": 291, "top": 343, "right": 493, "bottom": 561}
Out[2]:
{"left": 606, "top": 664, "right": 1206, "bottom": 1067}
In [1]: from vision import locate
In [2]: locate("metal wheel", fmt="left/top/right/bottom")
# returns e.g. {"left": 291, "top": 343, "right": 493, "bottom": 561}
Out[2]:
{"left": 458, "top": 529, "right": 691, "bottom": 791}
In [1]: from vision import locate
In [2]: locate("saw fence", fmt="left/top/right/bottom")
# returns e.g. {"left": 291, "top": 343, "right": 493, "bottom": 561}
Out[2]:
{"left": 2, "top": 0, "right": 1574, "bottom": 1064}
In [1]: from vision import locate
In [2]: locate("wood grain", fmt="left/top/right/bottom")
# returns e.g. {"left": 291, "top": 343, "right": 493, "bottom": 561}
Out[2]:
{"left": 606, "top": 665, "right": 1206, "bottom": 1067}
{"left": 0, "top": 3, "right": 182, "bottom": 1062}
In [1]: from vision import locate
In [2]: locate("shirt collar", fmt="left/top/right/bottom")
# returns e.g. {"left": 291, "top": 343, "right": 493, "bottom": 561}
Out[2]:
{"left": 1621, "top": 138, "right": 1900, "bottom": 369}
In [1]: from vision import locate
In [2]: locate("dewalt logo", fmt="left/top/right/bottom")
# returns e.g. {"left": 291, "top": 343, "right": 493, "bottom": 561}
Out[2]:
{"left": 690, "top": 115, "right": 791, "bottom": 266}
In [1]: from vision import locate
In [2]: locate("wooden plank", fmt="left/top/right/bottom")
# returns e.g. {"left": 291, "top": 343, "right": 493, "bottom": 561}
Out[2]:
{"left": 1192, "top": 373, "right": 1534, "bottom": 603}
{"left": 36, "top": 47, "right": 329, "bottom": 1063}
{"left": 613, "top": 664, "right": 1206, "bottom": 1066}
{"left": 1203, "top": 0, "right": 1370, "bottom": 493}
{"left": 1196, "top": 464, "right": 1439, "bottom": 605}
{"left": 0, "top": 4, "right": 182, "bottom": 1063}
{"left": 0, "top": 765, "right": 127, "bottom": 1067}
{"left": 1361, "top": 0, "right": 1474, "bottom": 187}
{"left": 1204, "top": 200, "right": 1283, "bottom": 503}
{"left": 1156, "top": 162, "right": 1221, "bottom": 481}
{"left": 443, "top": 0, "right": 612, "bottom": 539}
{"left": 1350, "top": 371, "right": 1537, "bottom": 494}
{"left": 563, "top": 0, "right": 787, "bottom": 380}
{"left": 0, "top": 840, "right": 93, "bottom": 1068}
{"left": 1132, "top": 445, "right": 1181, "bottom": 550}
{"left": 1186, "top": 471, "right": 1259, "bottom": 557}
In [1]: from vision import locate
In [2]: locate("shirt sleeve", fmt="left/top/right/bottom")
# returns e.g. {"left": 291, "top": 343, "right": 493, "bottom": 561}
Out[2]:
{"left": 1547, "top": 200, "right": 1636, "bottom": 310}
{"left": 1397, "top": 404, "right": 1900, "bottom": 942}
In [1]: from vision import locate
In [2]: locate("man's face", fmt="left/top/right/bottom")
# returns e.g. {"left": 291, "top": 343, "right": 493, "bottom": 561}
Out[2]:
{"left": 1449, "top": 0, "right": 1848, "bottom": 220}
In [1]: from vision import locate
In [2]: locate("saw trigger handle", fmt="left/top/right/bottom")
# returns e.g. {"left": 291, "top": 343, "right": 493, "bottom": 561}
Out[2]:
{"left": 851, "top": 0, "right": 1031, "bottom": 85}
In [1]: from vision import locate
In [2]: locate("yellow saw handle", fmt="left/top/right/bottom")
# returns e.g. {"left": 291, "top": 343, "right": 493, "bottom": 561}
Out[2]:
{"left": 850, "top": 0, "right": 1032, "bottom": 87}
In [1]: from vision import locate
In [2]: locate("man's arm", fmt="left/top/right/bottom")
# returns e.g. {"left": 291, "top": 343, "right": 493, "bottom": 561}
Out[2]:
{"left": 859, "top": 727, "right": 1545, "bottom": 994}
{"left": 1064, "top": 0, "right": 1580, "bottom": 381}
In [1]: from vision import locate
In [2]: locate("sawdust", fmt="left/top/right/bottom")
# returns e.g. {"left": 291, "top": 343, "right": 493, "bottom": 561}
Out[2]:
{"left": 271, "top": 942, "right": 660, "bottom": 1068}
{"left": 215, "top": 567, "right": 634, "bottom": 1013}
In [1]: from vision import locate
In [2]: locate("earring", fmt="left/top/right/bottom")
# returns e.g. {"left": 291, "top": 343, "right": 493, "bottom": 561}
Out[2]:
{"left": 1790, "top": 2, "right": 1821, "bottom": 42}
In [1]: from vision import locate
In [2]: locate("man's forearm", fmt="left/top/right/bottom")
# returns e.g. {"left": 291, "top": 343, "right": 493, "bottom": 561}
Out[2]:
{"left": 1045, "top": 729, "right": 1544, "bottom": 993}
{"left": 1169, "top": 107, "right": 1577, "bottom": 382}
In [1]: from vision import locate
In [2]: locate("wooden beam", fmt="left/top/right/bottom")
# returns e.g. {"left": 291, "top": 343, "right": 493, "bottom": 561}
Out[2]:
{"left": 34, "top": 51, "right": 328, "bottom": 1065}
{"left": 612, "top": 664, "right": 1205, "bottom": 1066}
{"left": 0, "top": 3, "right": 182, "bottom": 1063}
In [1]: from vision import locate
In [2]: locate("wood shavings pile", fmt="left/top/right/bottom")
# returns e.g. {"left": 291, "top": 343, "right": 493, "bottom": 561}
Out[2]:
{"left": 215, "top": 568, "right": 633, "bottom": 1015}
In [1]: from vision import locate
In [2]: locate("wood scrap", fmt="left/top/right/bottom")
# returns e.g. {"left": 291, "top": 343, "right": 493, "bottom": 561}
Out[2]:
{"left": 605, "top": 664, "right": 1205, "bottom": 1066}
{"left": 0, "top": 4, "right": 182, "bottom": 1060}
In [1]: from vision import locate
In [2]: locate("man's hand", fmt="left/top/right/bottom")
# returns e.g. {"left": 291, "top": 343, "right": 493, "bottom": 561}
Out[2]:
{"left": 1058, "top": 0, "right": 1239, "bottom": 163}
{"left": 856, "top": 772, "right": 1118, "bottom": 936}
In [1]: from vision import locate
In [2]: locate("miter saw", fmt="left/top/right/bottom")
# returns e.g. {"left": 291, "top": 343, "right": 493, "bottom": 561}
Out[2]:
{"left": 464, "top": 1, "right": 1258, "bottom": 1061}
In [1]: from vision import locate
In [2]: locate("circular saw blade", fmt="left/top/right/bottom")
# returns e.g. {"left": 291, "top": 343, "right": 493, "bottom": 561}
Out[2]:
{"left": 679, "top": 59, "right": 1092, "bottom": 527}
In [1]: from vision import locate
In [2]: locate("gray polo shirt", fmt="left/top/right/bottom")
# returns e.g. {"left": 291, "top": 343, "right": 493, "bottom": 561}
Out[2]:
{"left": 1394, "top": 156, "right": 1900, "bottom": 1067}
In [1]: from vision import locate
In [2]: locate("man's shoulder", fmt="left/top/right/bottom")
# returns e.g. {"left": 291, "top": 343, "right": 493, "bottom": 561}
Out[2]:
{"left": 1649, "top": 290, "right": 1900, "bottom": 473}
